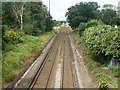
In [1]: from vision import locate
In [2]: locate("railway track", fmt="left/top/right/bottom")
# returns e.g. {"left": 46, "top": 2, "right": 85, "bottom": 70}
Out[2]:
{"left": 30, "top": 27, "right": 76, "bottom": 88}
{"left": 5, "top": 26, "right": 81, "bottom": 89}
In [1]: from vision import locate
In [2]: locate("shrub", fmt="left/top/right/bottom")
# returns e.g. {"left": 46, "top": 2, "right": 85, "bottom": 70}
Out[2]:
{"left": 98, "top": 79, "right": 109, "bottom": 89}
{"left": 73, "top": 20, "right": 98, "bottom": 36}
{"left": 72, "top": 28, "right": 79, "bottom": 34}
{"left": 2, "top": 25, "right": 10, "bottom": 37}
{"left": 78, "top": 22, "right": 87, "bottom": 36}
{"left": 2, "top": 25, "right": 10, "bottom": 31}
{"left": 3, "top": 29, "right": 18, "bottom": 43}
{"left": 81, "top": 25, "right": 120, "bottom": 61}
{"left": 87, "top": 19, "right": 98, "bottom": 28}
{"left": 3, "top": 29, "right": 23, "bottom": 45}
{"left": 7, "top": 29, "right": 18, "bottom": 42}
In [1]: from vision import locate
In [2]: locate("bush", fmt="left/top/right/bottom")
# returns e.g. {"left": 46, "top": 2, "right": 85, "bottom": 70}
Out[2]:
{"left": 73, "top": 20, "right": 98, "bottom": 36}
{"left": 3, "top": 29, "right": 23, "bottom": 45}
{"left": 117, "top": 18, "right": 120, "bottom": 25}
{"left": 78, "top": 22, "right": 87, "bottom": 36}
{"left": 72, "top": 28, "right": 79, "bottom": 34}
{"left": 98, "top": 79, "right": 109, "bottom": 89}
{"left": 81, "top": 25, "right": 120, "bottom": 61}
{"left": 3, "top": 29, "right": 18, "bottom": 43}
{"left": 87, "top": 19, "right": 98, "bottom": 28}
{"left": 2, "top": 25, "right": 10, "bottom": 31}
{"left": 2, "top": 25, "right": 10, "bottom": 37}
{"left": 7, "top": 29, "right": 18, "bottom": 42}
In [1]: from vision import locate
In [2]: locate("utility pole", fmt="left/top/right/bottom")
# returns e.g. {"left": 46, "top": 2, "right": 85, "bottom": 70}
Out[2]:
{"left": 49, "top": 0, "right": 50, "bottom": 14}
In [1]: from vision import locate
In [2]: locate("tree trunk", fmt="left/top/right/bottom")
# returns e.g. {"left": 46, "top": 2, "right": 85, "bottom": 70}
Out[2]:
{"left": 12, "top": 1, "right": 26, "bottom": 32}
{"left": 20, "top": 15, "right": 23, "bottom": 32}
{"left": 21, "top": 6, "right": 23, "bottom": 32}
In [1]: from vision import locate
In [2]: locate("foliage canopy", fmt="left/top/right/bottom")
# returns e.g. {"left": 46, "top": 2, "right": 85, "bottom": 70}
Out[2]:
{"left": 65, "top": 2, "right": 100, "bottom": 28}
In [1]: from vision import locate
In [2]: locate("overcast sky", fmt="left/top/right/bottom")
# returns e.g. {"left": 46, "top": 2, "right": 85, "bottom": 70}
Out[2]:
{"left": 42, "top": 0, "right": 120, "bottom": 21}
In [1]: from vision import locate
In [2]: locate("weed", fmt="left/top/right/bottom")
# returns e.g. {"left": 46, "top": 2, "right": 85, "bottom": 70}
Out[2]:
{"left": 110, "top": 67, "right": 119, "bottom": 78}
{"left": 2, "top": 31, "right": 55, "bottom": 86}
{"left": 98, "top": 79, "right": 109, "bottom": 89}
{"left": 88, "top": 64, "right": 93, "bottom": 72}
{"left": 100, "top": 64, "right": 107, "bottom": 67}
{"left": 72, "top": 32, "right": 118, "bottom": 88}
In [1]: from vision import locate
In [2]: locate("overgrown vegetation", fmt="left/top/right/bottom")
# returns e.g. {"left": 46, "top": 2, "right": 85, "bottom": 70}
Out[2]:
{"left": 72, "top": 33, "right": 118, "bottom": 88}
{"left": 67, "top": 2, "right": 119, "bottom": 88}
{"left": 66, "top": 2, "right": 120, "bottom": 28}
{"left": 70, "top": 19, "right": 119, "bottom": 88}
{"left": 65, "top": 2, "right": 100, "bottom": 28}
{"left": 2, "top": 1, "right": 62, "bottom": 86}
{"left": 81, "top": 25, "right": 120, "bottom": 61}
{"left": 2, "top": 2, "right": 54, "bottom": 34}
{"left": 72, "top": 19, "right": 98, "bottom": 36}
{"left": 2, "top": 30, "right": 55, "bottom": 86}
{"left": 72, "top": 19, "right": 120, "bottom": 62}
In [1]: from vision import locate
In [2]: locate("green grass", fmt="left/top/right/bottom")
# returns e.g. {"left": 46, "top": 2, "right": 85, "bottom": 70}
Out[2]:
{"left": 2, "top": 30, "right": 55, "bottom": 86}
{"left": 72, "top": 33, "right": 118, "bottom": 88}
{"left": 0, "top": 41, "right": 2, "bottom": 89}
{"left": 88, "top": 64, "right": 94, "bottom": 72}
{"left": 118, "top": 80, "right": 120, "bottom": 88}
{"left": 0, "top": 58, "right": 2, "bottom": 89}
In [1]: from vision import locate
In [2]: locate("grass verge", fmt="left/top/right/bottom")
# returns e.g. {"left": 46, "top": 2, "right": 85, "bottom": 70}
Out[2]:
{"left": 2, "top": 30, "right": 55, "bottom": 86}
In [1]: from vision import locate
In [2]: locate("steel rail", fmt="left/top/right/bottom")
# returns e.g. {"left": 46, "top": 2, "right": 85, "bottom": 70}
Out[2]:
{"left": 4, "top": 30, "right": 59, "bottom": 89}
{"left": 29, "top": 30, "right": 62, "bottom": 89}
{"left": 67, "top": 30, "right": 80, "bottom": 88}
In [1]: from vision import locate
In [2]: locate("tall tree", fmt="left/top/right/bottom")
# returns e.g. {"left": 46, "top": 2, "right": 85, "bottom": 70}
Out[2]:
{"left": 2, "top": 2, "right": 53, "bottom": 35}
{"left": 101, "top": 4, "right": 117, "bottom": 25}
{"left": 12, "top": 1, "right": 26, "bottom": 32}
{"left": 2, "top": 2, "right": 18, "bottom": 29}
{"left": 103, "top": 4, "right": 116, "bottom": 10}
{"left": 65, "top": 2, "right": 100, "bottom": 28}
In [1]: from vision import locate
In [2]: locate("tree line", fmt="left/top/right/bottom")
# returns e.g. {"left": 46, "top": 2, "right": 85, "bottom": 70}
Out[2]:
{"left": 2, "top": 2, "right": 53, "bottom": 35}
{"left": 66, "top": 2, "right": 120, "bottom": 62}
{"left": 65, "top": 2, "right": 120, "bottom": 29}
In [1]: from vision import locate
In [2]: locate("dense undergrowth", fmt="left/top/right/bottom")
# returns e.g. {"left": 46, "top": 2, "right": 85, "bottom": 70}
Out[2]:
{"left": 72, "top": 33, "right": 118, "bottom": 88}
{"left": 81, "top": 25, "right": 120, "bottom": 62}
{"left": 71, "top": 20, "right": 120, "bottom": 62}
{"left": 2, "top": 30, "right": 55, "bottom": 86}
{"left": 70, "top": 19, "right": 119, "bottom": 88}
